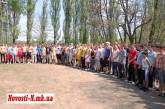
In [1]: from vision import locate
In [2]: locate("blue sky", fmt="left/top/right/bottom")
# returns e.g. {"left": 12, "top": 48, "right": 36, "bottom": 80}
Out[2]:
{"left": 18, "top": 0, "right": 64, "bottom": 41}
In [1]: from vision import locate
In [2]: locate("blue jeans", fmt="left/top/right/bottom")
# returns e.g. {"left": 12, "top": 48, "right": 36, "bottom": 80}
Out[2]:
{"left": 37, "top": 54, "right": 42, "bottom": 63}
{"left": 112, "top": 62, "right": 119, "bottom": 78}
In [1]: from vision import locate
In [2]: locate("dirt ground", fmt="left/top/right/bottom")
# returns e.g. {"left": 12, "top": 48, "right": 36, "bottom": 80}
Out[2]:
{"left": 0, "top": 64, "right": 164, "bottom": 109}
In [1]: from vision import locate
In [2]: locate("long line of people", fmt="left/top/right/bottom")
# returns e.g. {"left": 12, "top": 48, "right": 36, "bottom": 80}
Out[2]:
{"left": 0, "top": 42, "right": 165, "bottom": 97}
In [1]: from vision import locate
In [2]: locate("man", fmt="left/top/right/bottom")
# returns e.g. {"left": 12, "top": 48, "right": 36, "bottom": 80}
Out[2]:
{"left": 46, "top": 45, "right": 51, "bottom": 64}
{"left": 118, "top": 44, "right": 127, "bottom": 79}
{"left": 1, "top": 44, "right": 7, "bottom": 63}
{"left": 140, "top": 51, "right": 151, "bottom": 91}
{"left": 7, "top": 45, "right": 13, "bottom": 64}
{"left": 155, "top": 46, "right": 165, "bottom": 97}
{"left": 112, "top": 45, "right": 120, "bottom": 78}
{"left": 100, "top": 44, "right": 105, "bottom": 72}
{"left": 104, "top": 42, "right": 112, "bottom": 74}
{"left": 32, "top": 45, "right": 37, "bottom": 64}
{"left": 148, "top": 46, "right": 157, "bottom": 88}
{"left": 12, "top": 44, "right": 18, "bottom": 64}
{"left": 42, "top": 45, "right": 46, "bottom": 64}
{"left": 128, "top": 44, "right": 138, "bottom": 83}
{"left": 51, "top": 45, "right": 57, "bottom": 64}
{"left": 136, "top": 45, "right": 145, "bottom": 87}
{"left": 37, "top": 45, "right": 42, "bottom": 63}
{"left": 56, "top": 45, "right": 62, "bottom": 64}
{"left": 26, "top": 45, "right": 32, "bottom": 64}
{"left": 17, "top": 44, "right": 23, "bottom": 63}
{"left": 22, "top": 44, "right": 27, "bottom": 63}
{"left": 95, "top": 45, "right": 101, "bottom": 72}
{"left": 0, "top": 45, "right": 1, "bottom": 63}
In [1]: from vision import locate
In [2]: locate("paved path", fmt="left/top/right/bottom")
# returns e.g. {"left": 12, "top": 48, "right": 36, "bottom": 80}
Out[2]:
{"left": 0, "top": 64, "right": 164, "bottom": 109}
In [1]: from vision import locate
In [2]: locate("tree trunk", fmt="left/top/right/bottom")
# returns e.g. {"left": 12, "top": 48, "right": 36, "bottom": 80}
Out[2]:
{"left": 149, "top": 0, "right": 158, "bottom": 44}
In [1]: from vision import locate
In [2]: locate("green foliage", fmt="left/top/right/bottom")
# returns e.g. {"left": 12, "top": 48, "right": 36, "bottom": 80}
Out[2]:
{"left": 7, "top": 0, "right": 22, "bottom": 43}
{"left": 63, "top": 0, "right": 72, "bottom": 44}
{"left": 50, "top": 0, "right": 60, "bottom": 44}
{"left": 40, "top": 0, "right": 48, "bottom": 44}
{"left": 26, "top": 0, "right": 36, "bottom": 44}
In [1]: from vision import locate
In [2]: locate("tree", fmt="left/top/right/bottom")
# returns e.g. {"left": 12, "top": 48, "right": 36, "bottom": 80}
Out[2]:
{"left": 8, "top": 0, "right": 22, "bottom": 44}
{"left": 79, "top": 0, "right": 88, "bottom": 44}
{"left": 39, "top": 0, "right": 48, "bottom": 44}
{"left": 63, "top": 0, "right": 72, "bottom": 44}
{"left": 50, "top": 0, "right": 60, "bottom": 44}
{"left": 26, "top": 0, "right": 37, "bottom": 44}
{"left": 72, "top": 0, "right": 80, "bottom": 44}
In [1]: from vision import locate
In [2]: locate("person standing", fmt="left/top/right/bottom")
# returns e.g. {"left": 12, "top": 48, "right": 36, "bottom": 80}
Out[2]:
{"left": 95, "top": 45, "right": 101, "bottom": 72}
{"left": 128, "top": 44, "right": 138, "bottom": 83}
{"left": 17, "top": 45, "right": 23, "bottom": 63}
{"left": 32, "top": 45, "right": 37, "bottom": 64}
{"left": 56, "top": 45, "right": 62, "bottom": 64}
{"left": 46, "top": 45, "right": 51, "bottom": 64}
{"left": 42, "top": 45, "right": 46, "bottom": 64}
{"left": 155, "top": 47, "right": 165, "bottom": 97}
{"left": 141, "top": 52, "right": 151, "bottom": 91}
{"left": 1, "top": 44, "right": 7, "bottom": 63}
{"left": 12, "top": 44, "right": 18, "bottom": 64}
{"left": 37, "top": 45, "right": 42, "bottom": 63}
{"left": 104, "top": 42, "right": 111, "bottom": 74}
{"left": 100, "top": 44, "right": 105, "bottom": 72}
{"left": 112, "top": 45, "right": 120, "bottom": 78}
{"left": 22, "top": 44, "right": 27, "bottom": 63}
{"left": 148, "top": 46, "right": 157, "bottom": 88}
{"left": 7, "top": 45, "right": 13, "bottom": 64}
{"left": 51, "top": 45, "right": 57, "bottom": 64}
{"left": 118, "top": 44, "right": 127, "bottom": 79}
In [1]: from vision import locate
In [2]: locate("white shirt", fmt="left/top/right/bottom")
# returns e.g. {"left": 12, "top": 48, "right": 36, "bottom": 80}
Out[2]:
{"left": 13, "top": 47, "right": 18, "bottom": 55}
{"left": 32, "top": 46, "right": 37, "bottom": 55}
{"left": 56, "top": 46, "right": 62, "bottom": 54}
{"left": 85, "top": 54, "right": 91, "bottom": 62}
{"left": 113, "top": 49, "right": 119, "bottom": 62}
{"left": 100, "top": 48, "right": 105, "bottom": 58}
{"left": 142, "top": 57, "right": 150, "bottom": 70}
{"left": 96, "top": 48, "right": 101, "bottom": 60}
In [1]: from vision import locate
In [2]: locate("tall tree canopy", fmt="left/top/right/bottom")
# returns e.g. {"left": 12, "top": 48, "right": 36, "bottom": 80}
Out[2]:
{"left": 50, "top": 0, "right": 60, "bottom": 44}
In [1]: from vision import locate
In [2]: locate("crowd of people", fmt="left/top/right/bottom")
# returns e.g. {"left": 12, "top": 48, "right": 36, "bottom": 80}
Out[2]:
{"left": 0, "top": 42, "right": 165, "bottom": 97}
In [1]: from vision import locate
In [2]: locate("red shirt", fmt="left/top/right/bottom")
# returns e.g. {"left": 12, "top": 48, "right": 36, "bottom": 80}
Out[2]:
{"left": 129, "top": 48, "right": 137, "bottom": 65}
